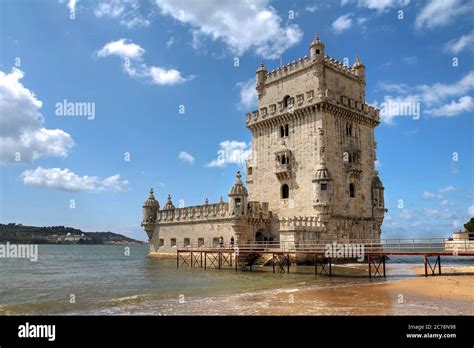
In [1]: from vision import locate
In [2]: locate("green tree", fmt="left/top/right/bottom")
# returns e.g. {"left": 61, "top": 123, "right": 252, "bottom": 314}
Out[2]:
{"left": 464, "top": 218, "right": 474, "bottom": 232}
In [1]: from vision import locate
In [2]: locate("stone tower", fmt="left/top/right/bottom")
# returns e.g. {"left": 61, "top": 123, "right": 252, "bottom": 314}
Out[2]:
{"left": 245, "top": 34, "right": 385, "bottom": 242}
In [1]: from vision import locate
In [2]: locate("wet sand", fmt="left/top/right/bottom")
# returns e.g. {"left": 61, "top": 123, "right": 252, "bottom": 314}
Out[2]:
{"left": 160, "top": 266, "right": 474, "bottom": 316}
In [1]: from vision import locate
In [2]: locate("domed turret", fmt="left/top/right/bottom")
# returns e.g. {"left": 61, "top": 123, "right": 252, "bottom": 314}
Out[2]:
{"left": 228, "top": 171, "right": 248, "bottom": 217}
{"left": 353, "top": 56, "right": 366, "bottom": 80}
{"left": 310, "top": 33, "right": 325, "bottom": 60}
{"left": 162, "top": 194, "right": 175, "bottom": 210}
{"left": 371, "top": 172, "right": 384, "bottom": 209}
{"left": 142, "top": 188, "right": 159, "bottom": 223}
{"left": 312, "top": 166, "right": 332, "bottom": 222}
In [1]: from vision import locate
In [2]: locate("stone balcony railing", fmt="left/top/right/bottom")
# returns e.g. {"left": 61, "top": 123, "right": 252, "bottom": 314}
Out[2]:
{"left": 246, "top": 89, "right": 380, "bottom": 128}
{"left": 157, "top": 202, "right": 230, "bottom": 223}
{"left": 279, "top": 216, "right": 327, "bottom": 231}
{"left": 275, "top": 163, "right": 292, "bottom": 180}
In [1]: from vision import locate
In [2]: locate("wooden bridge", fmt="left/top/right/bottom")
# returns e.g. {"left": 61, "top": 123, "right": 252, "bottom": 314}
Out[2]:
{"left": 176, "top": 238, "right": 474, "bottom": 278}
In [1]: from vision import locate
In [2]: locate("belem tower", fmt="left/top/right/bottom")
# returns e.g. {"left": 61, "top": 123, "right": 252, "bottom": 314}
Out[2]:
{"left": 141, "top": 35, "right": 386, "bottom": 256}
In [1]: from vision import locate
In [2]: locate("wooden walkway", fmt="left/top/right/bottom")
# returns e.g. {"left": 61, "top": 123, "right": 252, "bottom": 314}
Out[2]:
{"left": 176, "top": 239, "right": 474, "bottom": 278}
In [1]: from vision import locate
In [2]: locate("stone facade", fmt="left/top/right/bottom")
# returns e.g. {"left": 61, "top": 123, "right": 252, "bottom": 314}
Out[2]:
{"left": 141, "top": 35, "right": 386, "bottom": 256}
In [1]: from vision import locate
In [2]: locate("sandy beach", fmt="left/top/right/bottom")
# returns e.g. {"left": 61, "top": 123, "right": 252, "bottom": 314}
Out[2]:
{"left": 162, "top": 265, "right": 474, "bottom": 316}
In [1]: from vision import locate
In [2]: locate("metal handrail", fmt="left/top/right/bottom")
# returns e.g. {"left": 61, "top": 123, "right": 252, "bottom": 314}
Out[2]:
{"left": 175, "top": 237, "right": 472, "bottom": 253}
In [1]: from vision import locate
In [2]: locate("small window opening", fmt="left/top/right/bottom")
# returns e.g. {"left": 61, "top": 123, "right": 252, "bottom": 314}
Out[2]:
{"left": 321, "top": 183, "right": 327, "bottom": 191}
{"left": 281, "top": 184, "right": 289, "bottom": 199}
{"left": 349, "top": 183, "right": 355, "bottom": 198}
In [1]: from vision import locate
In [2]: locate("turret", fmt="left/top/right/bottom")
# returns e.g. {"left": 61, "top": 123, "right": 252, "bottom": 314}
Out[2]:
{"left": 228, "top": 171, "right": 249, "bottom": 217}
{"left": 312, "top": 166, "right": 332, "bottom": 222}
{"left": 352, "top": 56, "right": 366, "bottom": 81}
{"left": 256, "top": 61, "right": 267, "bottom": 98}
{"left": 142, "top": 188, "right": 159, "bottom": 223}
{"left": 310, "top": 33, "right": 325, "bottom": 61}
{"left": 371, "top": 173, "right": 385, "bottom": 210}
{"left": 162, "top": 194, "right": 175, "bottom": 210}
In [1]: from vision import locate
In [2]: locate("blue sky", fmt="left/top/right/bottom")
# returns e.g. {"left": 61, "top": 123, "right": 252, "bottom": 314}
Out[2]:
{"left": 0, "top": 0, "right": 473, "bottom": 241}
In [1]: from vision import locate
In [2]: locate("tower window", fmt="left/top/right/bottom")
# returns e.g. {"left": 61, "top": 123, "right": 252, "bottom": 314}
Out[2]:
{"left": 283, "top": 95, "right": 291, "bottom": 108}
{"left": 280, "top": 124, "right": 289, "bottom": 138}
{"left": 170, "top": 238, "right": 177, "bottom": 247}
{"left": 281, "top": 184, "right": 289, "bottom": 199}
{"left": 280, "top": 154, "right": 290, "bottom": 165}
{"left": 321, "top": 183, "right": 327, "bottom": 191}
{"left": 346, "top": 123, "right": 353, "bottom": 137}
{"left": 235, "top": 198, "right": 241, "bottom": 208}
{"left": 349, "top": 183, "right": 355, "bottom": 198}
{"left": 316, "top": 49, "right": 320, "bottom": 54}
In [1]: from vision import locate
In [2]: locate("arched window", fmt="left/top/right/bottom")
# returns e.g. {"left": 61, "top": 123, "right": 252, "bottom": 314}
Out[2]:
{"left": 346, "top": 123, "right": 353, "bottom": 137}
{"left": 280, "top": 125, "right": 285, "bottom": 138}
{"left": 283, "top": 95, "right": 291, "bottom": 108}
{"left": 349, "top": 183, "right": 355, "bottom": 198}
{"left": 281, "top": 184, "right": 289, "bottom": 199}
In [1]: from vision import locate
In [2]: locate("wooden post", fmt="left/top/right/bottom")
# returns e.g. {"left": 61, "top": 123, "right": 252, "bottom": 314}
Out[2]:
{"left": 382, "top": 255, "right": 386, "bottom": 278}
{"left": 424, "top": 255, "right": 427, "bottom": 277}
{"left": 287, "top": 253, "right": 290, "bottom": 273}
{"left": 219, "top": 252, "right": 222, "bottom": 270}
{"left": 235, "top": 252, "right": 238, "bottom": 272}
{"left": 438, "top": 256, "right": 441, "bottom": 275}
{"left": 190, "top": 252, "right": 193, "bottom": 268}
{"left": 177, "top": 251, "right": 179, "bottom": 269}
{"left": 204, "top": 252, "right": 207, "bottom": 270}
{"left": 200, "top": 252, "right": 203, "bottom": 268}
{"left": 314, "top": 254, "right": 317, "bottom": 276}
{"left": 329, "top": 257, "right": 332, "bottom": 276}
{"left": 368, "top": 254, "right": 371, "bottom": 278}
{"left": 272, "top": 253, "right": 275, "bottom": 274}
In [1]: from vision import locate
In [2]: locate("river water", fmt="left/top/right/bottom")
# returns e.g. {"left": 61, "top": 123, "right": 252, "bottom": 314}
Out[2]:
{"left": 1, "top": 245, "right": 472, "bottom": 315}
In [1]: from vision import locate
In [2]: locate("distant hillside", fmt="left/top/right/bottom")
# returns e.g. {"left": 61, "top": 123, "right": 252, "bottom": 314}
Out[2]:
{"left": 0, "top": 223, "right": 144, "bottom": 245}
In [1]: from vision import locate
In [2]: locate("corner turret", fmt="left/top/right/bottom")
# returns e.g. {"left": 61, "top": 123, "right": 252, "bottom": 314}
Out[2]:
{"left": 228, "top": 171, "right": 249, "bottom": 217}
{"left": 256, "top": 61, "right": 267, "bottom": 98}
{"left": 310, "top": 33, "right": 325, "bottom": 61}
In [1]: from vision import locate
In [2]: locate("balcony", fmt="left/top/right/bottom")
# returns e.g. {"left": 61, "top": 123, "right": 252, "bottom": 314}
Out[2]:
{"left": 275, "top": 163, "right": 292, "bottom": 180}
{"left": 345, "top": 162, "right": 362, "bottom": 178}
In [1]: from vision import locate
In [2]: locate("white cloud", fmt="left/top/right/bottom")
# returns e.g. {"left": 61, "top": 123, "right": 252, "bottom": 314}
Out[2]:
{"left": 423, "top": 191, "right": 442, "bottom": 200}
{"left": 96, "top": 39, "right": 191, "bottom": 86}
{"left": 21, "top": 167, "right": 128, "bottom": 192}
{"left": 415, "top": 0, "right": 474, "bottom": 30}
{"left": 444, "top": 31, "right": 474, "bottom": 54}
{"left": 0, "top": 68, "right": 74, "bottom": 164}
{"left": 97, "top": 38, "right": 145, "bottom": 60}
{"left": 356, "top": 0, "right": 410, "bottom": 11}
{"left": 426, "top": 96, "right": 474, "bottom": 117}
{"left": 94, "top": 0, "right": 150, "bottom": 28}
{"left": 439, "top": 185, "right": 456, "bottom": 193}
{"left": 237, "top": 78, "right": 257, "bottom": 109}
{"left": 207, "top": 141, "right": 251, "bottom": 168}
{"left": 332, "top": 13, "right": 353, "bottom": 33}
{"left": 375, "top": 71, "right": 474, "bottom": 124}
{"left": 178, "top": 151, "right": 195, "bottom": 164}
{"left": 67, "top": 0, "right": 77, "bottom": 13}
{"left": 147, "top": 66, "right": 187, "bottom": 85}
{"left": 468, "top": 205, "right": 474, "bottom": 217}
{"left": 378, "top": 82, "right": 410, "bottom": 94}
{"left": 166, "top": 36, "right": 175, "bottom": 48}
{"left": 154, "top": 0, "right": 303, "bottom": 59}
{"left": 399, "top": 209, "right": 413, "bottom": 220}
{"left": 305, "top": 5, "right": 318, "bottom": 13}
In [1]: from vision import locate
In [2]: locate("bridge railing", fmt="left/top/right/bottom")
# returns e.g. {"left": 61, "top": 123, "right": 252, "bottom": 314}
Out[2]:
{"left": 176, "top": 237, "right": 472, "bottom": 253}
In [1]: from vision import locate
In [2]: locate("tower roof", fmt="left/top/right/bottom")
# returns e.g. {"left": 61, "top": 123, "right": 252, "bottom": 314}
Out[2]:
{"left": 256, "top": 61, "right": 267, "bottom": 73}
{"left": 310, "top": 33, "right": 324, "bottom": 47}
{"left": 143, "top": 188, "right": 159, "bottom": 207}
{"left": 229, "top": 171, "right": 248, "bottom": 196}
{"left": 163, "top": 194, "right": 175, "bottom": 210}
{"left": 372, "top": 173, "right": 384, "bottom": 189}
{"left": 313, "top": 166, "right": 331, "bottom": 181}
